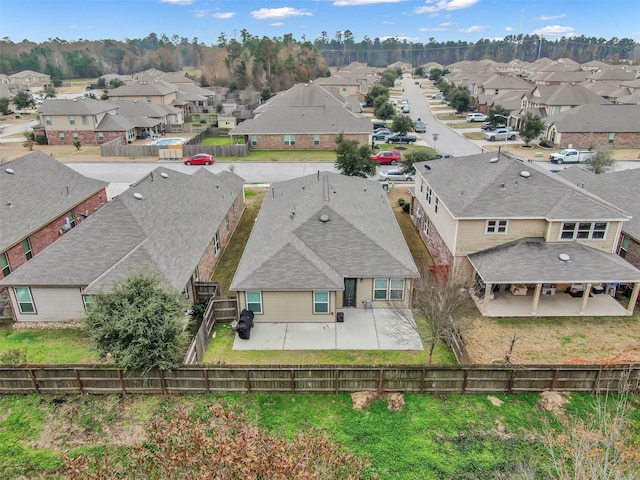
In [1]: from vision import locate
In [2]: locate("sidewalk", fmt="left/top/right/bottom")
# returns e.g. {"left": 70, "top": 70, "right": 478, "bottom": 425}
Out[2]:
{"left": 232, "top": 308, "right": 424, "bottom": 351}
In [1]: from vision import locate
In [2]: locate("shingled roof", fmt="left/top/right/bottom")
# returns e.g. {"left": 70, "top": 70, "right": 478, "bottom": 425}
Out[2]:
{"left": 231, "top": 172, "right": 419, "bottom": 292}
{"left": 0, "top": 151, "right": 107, "bottom": 252}
{"left": 0, "top": 167, "right": 244, "bottom": 294}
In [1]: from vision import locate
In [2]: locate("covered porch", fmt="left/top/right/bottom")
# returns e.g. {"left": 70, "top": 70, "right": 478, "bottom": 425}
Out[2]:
{"left": 468, "top": 239, "right": 640, "bottom": 317}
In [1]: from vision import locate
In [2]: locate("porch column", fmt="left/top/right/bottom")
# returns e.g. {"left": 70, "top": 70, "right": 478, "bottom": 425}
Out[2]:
{"left": 484, "top": 283, "right": 493, "bottom": 314}
{"left": 579, "top": 282, "right": 592, "bottom": 315}
{"left": 530, "top": 283, "right": 542, "bottom": 315}
{"left": 627, "top": 282, "right": 640, "bottom": 314}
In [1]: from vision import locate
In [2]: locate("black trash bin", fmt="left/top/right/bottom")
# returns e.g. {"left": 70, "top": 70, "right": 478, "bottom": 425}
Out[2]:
{"left": 237, "top": 309, "right": 255, "bottom": 339}
{"left": 336, "top": 312, "right": 344, "bottom": 323}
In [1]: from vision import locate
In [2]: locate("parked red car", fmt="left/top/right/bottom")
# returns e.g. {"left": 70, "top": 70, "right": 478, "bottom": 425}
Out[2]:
{"left": 184, "top": 153, "right": 214, "bottom": 165}
{"left": 371, "top": 150, "right": 402, "bottom": 165}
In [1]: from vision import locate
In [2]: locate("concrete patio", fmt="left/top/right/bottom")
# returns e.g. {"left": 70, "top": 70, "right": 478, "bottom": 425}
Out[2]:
{"left": 232, "top": 308, "right": 424, "bottom": 351}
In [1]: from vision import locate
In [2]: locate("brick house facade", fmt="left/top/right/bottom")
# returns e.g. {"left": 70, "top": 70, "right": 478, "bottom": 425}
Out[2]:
{"left": 43, "top": 129, "right": 127, "bottom": 146}
{"left": 250, "top": 133, "right": 370, "bottom": 150}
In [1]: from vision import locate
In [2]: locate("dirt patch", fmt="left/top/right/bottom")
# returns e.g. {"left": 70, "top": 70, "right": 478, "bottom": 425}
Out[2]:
{"left": 464, "top": 315, "right": 640, "bottom": 365}
{"left": 488, "top": 395, "right": 504, "bottom": 407}
{"left": 539, "top": 390, "right": 571, "bottom": 423}
{"left": 351, "top": 391, "right": 406, "bottom": 411}
{"left": 0, "top": 141, "right": 159, "bottom": 163}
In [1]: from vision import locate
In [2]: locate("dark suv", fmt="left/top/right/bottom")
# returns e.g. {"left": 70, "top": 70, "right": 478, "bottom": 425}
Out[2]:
{"left": 386, "top": 133, "right": 417, "bottom": 144}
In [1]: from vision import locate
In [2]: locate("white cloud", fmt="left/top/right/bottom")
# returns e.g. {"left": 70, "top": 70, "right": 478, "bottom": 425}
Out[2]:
{"left": 537, "top": 13, "right": 566, "bottom": 21}
{"left": 505, "top": 26, "right": 513, "bottom": 31}
{"left": 532, "top": 25, "right": 575, "bottom": 37}
{"left": 382, "top": 20, "right": 395, "bottom": 25}
{"left": 459, "top": 25, "right": 486, "bottom": 34}
{"left": 160, "top": 0, "right": 194, "bottom": 4}
{"left": 212, "top": 12, "right": 235, "bottom": 19}
{"left": 333, "top": 0, "right": 402, "bottom": 5}
{"left": 68, "top": 25, "right": 94, "bottom": 30}
{"left": 270, "top": 22, "right": 285, "bottom": 26}
{"left": 251, "top": 7, "right": 313, "bottom": 20}
{"left": 420, "top": 27, "right": 448, "bottom": 32}
{"left": 380, "top": 34, "right": 421, "bottom": 42}
{"left": 415, "top": 0, "right": 479, "bottom": 14}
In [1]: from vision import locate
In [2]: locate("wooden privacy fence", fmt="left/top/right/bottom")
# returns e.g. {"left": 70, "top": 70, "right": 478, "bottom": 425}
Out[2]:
{"left": 1, "top": 365, "right": 638, "bottom": 396}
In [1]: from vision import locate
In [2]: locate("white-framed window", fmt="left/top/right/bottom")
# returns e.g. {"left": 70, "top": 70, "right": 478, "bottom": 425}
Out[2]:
{"left": 82, "top": 295, "right": 94, "bottom": 312}
{"left": 619, "top": 235, "right": 630, "bottom": 259}
{"left": 22, "top": 238, "right": 32, "bottom": 260}
{"left": 426, "top": 186, "right": 432, "bottom": 204}
{"left": 313, "top": 291, "right": 329, "bottom": 314}
{"left": 82, "top": 115, "right": 88, "bottom": 125}
{"left": 373, "top": 278, "right": 405, "bottom": 300}
{"left": 486, "top": 220, "right": 508, "bottom": 234}
{"left": 67, "top": 210, "right": 76, "bottom": 229}
{"left": 251, "top": 135, "right": 257, "bottom": 146}
{"left": 560, "top": 222, "right": 607, "bottom": 240}
{"left": 434, "top": 197, "right": 439, "bottom": 215}
{"left": 59, "top": 132, "right": 65, "bottom": 141}
{"left": 225, "top": 214, "right": 230, "bottom": 231}
{"left": 15, "top": 287, "right": 36, "bottom": 314}
{"left": 213, "top": 231, "right": 220, "bottom": 254}
{"left": 72, "top": 132, "right": 79, "bottom": 141}
{"left": 98, "top": 132, "right": 104, "bottom": 141}
{"left": 45, "top": 116, "right": 51, "bottom": 125}
{"left": 420, "top": 179, "right": 424, "bottom": 193}
{"left": 0, "top": 252, "right": 10, "bottom": 277}
{"left": 423, "top": 217, "right": 429, "bottom": 235}
{"left": 246, "top": 291, "right": 262, "bottom": 314}
{"left": 284, "top": 134, "right": 296, "bottom": 146}
{"left": 69, "top": 116, "right": 75, "bottom": 125}
{"left": 146, "top": 96, "right": 151, "bottom": 103}
{"left": 314, "top": 134, "right": 320, "bottom": 145}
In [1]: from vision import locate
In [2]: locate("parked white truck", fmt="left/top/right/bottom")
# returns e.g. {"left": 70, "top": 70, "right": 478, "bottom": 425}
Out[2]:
{"left": 549, "top": 149, "right": 595, "bottom": 164}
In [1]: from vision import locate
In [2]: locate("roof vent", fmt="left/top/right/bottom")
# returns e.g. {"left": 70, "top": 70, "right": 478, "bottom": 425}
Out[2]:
{"left": 160, "top": 172, "right": 169, "bottom": 178}
{"left": 520, "top": 170, "right": 531, "bottom": 178}
{"left": 133, "top": 192, "right": 144, "bottom": 200}
{"left": 423, "top": 164, "right": 431, "bottom": 170}
{"left": 489, "top": 157, "right": 499, "bottom": 163}
{"left": 319, "top": 214, "right": 330, "bottom": 223}
{"left": 5, "top": 168, "right": 15, "bottom": 174}
{"left": 558, "top": 253, "right": 571, "bottom": 262}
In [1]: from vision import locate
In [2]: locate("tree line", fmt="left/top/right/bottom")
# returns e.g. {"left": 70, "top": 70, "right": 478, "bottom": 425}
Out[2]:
{"left": 1, "top": 32, "right": 636, "bottom": 91}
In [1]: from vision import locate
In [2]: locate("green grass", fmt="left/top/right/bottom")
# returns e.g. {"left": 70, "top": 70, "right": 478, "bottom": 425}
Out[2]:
{"left": 0, "top": 328, "right": 97, "bottom": 364}
{"left": 463, "top": 131, "right": 485, "bottom": 140}
{"left": 6, "top": 392, "right": 633, "bottom": 479}
{"left": 218, "top": 149, "right": 336, "bottom": 162}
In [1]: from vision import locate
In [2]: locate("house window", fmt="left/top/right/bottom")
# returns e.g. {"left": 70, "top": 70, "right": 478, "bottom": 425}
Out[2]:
{"left": 146, "top": 96, "right": 151, "bottom": 103}
{"left": 284, "top": 134, "right": 296, "bottom": 146}
{"left": 213, "top": 231, "right": 220, "bottom": 254}
{"left": 59, "top": 133, "right": 65, "bottom": 141}
{"left": 373, "top": 278, "right": 405, "bottom": 300}
{"left": 94, "top": 115, "right": 98, "bottom": 123}
{"left": 608, "top": 132, "right": 615, "bottom": 144}
{"left": 560, "top": 222, "right": 607, "bottom": 240}
{"left": 22, "top": 238, "right": 32, "bottom": 260}
{"left": 67, "top": 210, "right": 76, "bottom": 229}
{"left": 82, "top": 295, "right": 94, "bottom": 312}
{"left": 246, "top": 291, "right": 262, "bottom": 314}
{"left": 14, "top": 287, "right": 36, "bottom": 314}
{"left": 313, "top": 291, "right": 329, "bottom": 314}
{"left": 426, "top": 186, "right": 432, "bottom": 204}
{"left": 225, "top": 214, "right": 230, "bottom": 231}
{"left": 82, "top": 115, "right": 88, "bottom": 125}
{"left": 314, "top": 134, "right": 320, "bottom": 146}
{"left": 420, "top": 179, "right": 424, "bottom": 193}
{"left": 45, "top": 116, "right": 51, "bottom": 125}
{"left": 434, "top": 197, "right": 439, "bottom": 215}
{"left": 423, "top": 217, "right": 429, "bottom": 235}
{"left": 98, "top": 132, "right": 104, "bottom": 141}
{"left": 486, "top": 220, "right": 508, "bottom": 234}
{"left": 619, "top": 235, "right": 630, "bottom": 259}
{"left": 251, "top": 135, "right": 257, "bottom": 146}
{"left": 72, "top": 132, "right": 79, "bottom": 141}
{"left": 69, "top": 116, "right": 75, "bottom": 125}
{"left": 0, "top": 252, "right": 10, "bottom": 277}
{"left": 194, "top": 266, "right": 200, "bottom": 281}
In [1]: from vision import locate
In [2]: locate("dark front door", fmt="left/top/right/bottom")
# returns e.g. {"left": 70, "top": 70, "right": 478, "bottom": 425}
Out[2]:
{"left": 344, "top": 278, "right": 357, "bottom": 307}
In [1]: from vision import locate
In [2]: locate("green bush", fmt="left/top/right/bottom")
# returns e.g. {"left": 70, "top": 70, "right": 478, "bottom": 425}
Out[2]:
{"left": 0, "top": 348, "right": 27, "bottom": 364}
{"left": 398, "top": 198, "right": 406, "bottom": 206}
{"left": 402, "top": 202, "right": 410, "bottom": 213}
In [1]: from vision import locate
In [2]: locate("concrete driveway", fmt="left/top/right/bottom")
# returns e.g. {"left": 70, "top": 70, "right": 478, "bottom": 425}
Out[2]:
{"left": 232, "top": 308, "right": 424, "bottom": 351}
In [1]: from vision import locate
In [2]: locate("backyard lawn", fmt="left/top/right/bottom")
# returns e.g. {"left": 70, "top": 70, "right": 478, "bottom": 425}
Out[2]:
{"left": 0, "top": 327, "right": 97, "bottom": 364}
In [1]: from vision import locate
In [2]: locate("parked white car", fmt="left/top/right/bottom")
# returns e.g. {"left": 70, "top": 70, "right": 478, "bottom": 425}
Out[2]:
{"left": 467, "top": 112, "right": 488, "bottom": 122}
{"left": 483, "top": 128, "right": 518, "bottom": 141}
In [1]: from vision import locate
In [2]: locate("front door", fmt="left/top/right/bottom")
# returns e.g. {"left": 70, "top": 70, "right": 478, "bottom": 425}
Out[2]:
{"left": 344, "top": 278, "right": 357, "bottom": 307}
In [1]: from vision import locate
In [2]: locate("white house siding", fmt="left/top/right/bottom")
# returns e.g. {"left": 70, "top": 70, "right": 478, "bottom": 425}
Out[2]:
{"left": 9, "top": 286, "right": 85, "bottom": 322}
{"left": 546, "top": 220, "right": 621, "bottom": 254}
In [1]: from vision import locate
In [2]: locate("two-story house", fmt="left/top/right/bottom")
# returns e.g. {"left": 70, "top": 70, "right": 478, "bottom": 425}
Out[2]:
{"left": 411, "top": 153, "right": 640, "bottom": 317}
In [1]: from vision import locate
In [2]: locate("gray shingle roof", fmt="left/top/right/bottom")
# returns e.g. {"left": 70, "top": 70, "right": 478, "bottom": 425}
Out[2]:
{"left": 414, "top": 153, "right": 630, "bottom": 221}
{"left": 0, "top": 151, "right": 108, "bottom": 251}
{"left": 108, "top": 80, "right": 178, "bottom": 97}
{"left": 0, "top": 167, "right": 245, "bottom": 294}
{"left": 558, "top": 167, "right": 640, "bottom": 241}
{"left": 39, "top": 98, "right": 118, "bottom": 115}
{"left": 543, "top": 104, "right": 640, "bottom": 132}
{"left": 96, "top": 113, "right": 136, "bottom": 131}
{"left": 468, "top": 237, "right": 640, "bottom": 284}
{"left": 230, "top": 172, "right": 419, "bottom": 291}
{"left": 230, "top": 83, "right": 372, "bottom": 135}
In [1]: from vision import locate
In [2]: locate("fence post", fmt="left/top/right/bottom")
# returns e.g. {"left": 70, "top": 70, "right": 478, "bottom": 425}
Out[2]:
{"left": 461, "top": 369, "right": 468, "bottom": 393}
{"left": 290, "top": 369, "right": 295, "bottom": 393}
{"left": 28, "top": 369, "right": 40, "bottom": 393}
{"left": 246, "top": 369, "right": 251, "bottom": 393}
{"left": 74, "top": 369, "right": 84, "bottom": 394}
{"left": 592, "top": 368, "right": 602, "bottom": 394}
{"left": 159, "top": 370, "right": 167, "bottom": 395}
{"left": 204, "top": 368, "right": 210, "bottom": 393}
{"left": 378, "top": 368, "right": 384, "bottom": 392}
{"left": 118, "top": 369, "right": 127, "bottom": 395}
{"left": 507, "top": 369, "right": 515, "bottom": 393}
{"left": 550, "top": 369, "right": 559, "bottom": 390}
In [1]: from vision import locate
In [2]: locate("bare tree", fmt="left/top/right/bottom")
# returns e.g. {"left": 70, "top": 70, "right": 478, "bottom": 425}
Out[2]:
{"left": 585, "top": 149, "right": 616, "bottom": 174}
{"left": 543, "top": 370, "right": 640, "bottom": 480}
{"left": 390, "top": 266, "right": 476, "bottom": 364}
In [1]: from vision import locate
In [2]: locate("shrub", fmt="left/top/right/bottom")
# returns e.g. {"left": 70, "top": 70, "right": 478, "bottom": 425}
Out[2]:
{"left": 402, "top": 202, "right": 410, "bottom": 213}
{"left": 0, "top": 348, "right": 27, "bottom": 364}
{"left": 398, "top": 198, "right": 406, "bottom": 206}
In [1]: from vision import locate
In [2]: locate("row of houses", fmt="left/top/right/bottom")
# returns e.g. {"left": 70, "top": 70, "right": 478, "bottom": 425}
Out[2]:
{"left": 1, "top": 150, "right": 639, "bottom": 323}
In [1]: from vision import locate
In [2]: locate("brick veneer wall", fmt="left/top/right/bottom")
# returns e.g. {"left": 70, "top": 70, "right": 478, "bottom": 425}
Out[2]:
{"left": 45, "top": 130, "right": 126, "bottom": 146}
{"left": 0, "top": 188, "right": 108, "bottom": 280}
{"left": 196, "top": 192, "right": 245, "bottom": 281}
{"left": 412, "top": 199, "right": 454, "bottom": 267}
{"left": 250, "top": 133, "right": 370, "bottom": 150}
{"left": 618, "top": 234, "right": 640, "bottom": 271}
{"left": 557, "top": 132, "right": 640, "bottom": 149}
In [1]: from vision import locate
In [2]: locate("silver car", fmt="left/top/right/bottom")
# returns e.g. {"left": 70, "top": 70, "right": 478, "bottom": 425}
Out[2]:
{"left": 378, "top": 169, "right": 413, "bottom": 182}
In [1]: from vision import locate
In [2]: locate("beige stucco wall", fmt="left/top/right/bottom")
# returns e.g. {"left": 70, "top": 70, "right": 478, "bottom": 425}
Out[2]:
{"left": 41, "top": 112, "right": 108, "bottom": 131}
{"left": 238, "top": 291, "right": 338, "bottom": 323}
{"left": 546, "top": 220, "right": 621, "bottom": 253}
{"left": 456, "top": 219, "right": 548, "bottom": 255}
{"left": 9, "top": 286, "right": 85, "bottom": 322}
